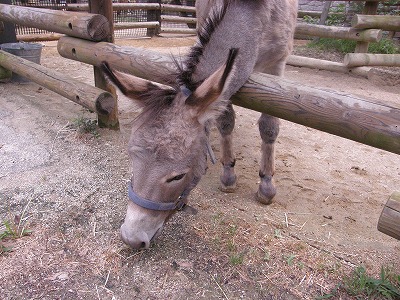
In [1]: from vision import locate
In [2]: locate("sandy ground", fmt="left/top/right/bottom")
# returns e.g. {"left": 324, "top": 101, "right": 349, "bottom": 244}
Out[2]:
{"left": 0, "top": 37, "right": 399, "bottom": 299}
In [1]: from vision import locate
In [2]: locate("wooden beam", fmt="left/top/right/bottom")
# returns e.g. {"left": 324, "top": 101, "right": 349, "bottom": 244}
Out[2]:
{"left": 0, "top": 50, "right": 115, "bottom": 116}
{"left": 295, "top": 23, "right": 382, "bottom": 42}
{"left": 286, "top": 55, "right": 371, "bottom": 78}
{"left": 161, "top": 15, "right": 197, "bottom": 24}
{"left": 355, "top": 1, "right": 379, "bottom": 53}
{"left": 57, "top": 37, "right": 400, "bottom": 155}
{"left": 0, "top": 3, "right": 110, "bottom": 42}
{"left": 378, "top": 192, "right": 400, "bottom": 240}
{"left": 114, "top": 21, "right": 159, "bottom": 30}
{"left": 344, "top": 53, "right": 400, "bottom": 67}
{"left": 352, "top": 14, "right": 400, "bottom": 31}
{"left": 17, "top": 33, "right": 64, "bottom": 42}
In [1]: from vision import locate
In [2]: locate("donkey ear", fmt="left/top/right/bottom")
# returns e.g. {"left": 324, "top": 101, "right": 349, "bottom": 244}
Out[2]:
{"left": 185, "top": 48, "right": 238, "bottom": 123}
{"left": 101, "top": 62, "right": 175, "bottom": 100}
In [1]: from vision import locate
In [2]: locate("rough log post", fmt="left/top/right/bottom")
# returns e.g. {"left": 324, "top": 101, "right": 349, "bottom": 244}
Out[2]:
{"left": 344, "top": 53, "right": 400, "bottom": 67}
{"left": 352, "top": 14, "right": 400, "bottom": 31}
{"left": 378, "top": 192, "right": 400, "bottom": 240}
{"left": 0, "top": 3, "right": 110, "bottom": 41}
{"left": 295, "top": 23, "right": 382, "bottom": 42}
{"left": 89, "top": 0, "right": 119, "bottom": 129}
{"left": 286, "top": 55, "right": 371, "bottom": 78}
{"left": 0, "top": 50, "right": 115, "bottom": 115}
{"left": 57, "top": 37, "right": 400, "bottom": 155}
{"left": 319, "top": 1, "right": 332, "bottom": 25}
{"left": 147, "top": 0, "right": 161, "bottom": 36}
{"left": 0, "top": 0, "right": 16, "bottom": 44}
{"left": 355, "top": 1, "right": 379, "bottom": 53}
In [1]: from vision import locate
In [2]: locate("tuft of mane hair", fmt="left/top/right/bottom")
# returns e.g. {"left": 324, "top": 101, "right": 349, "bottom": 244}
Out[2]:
{"left": 177, "top": 2, "right": 229, "bottom": 91}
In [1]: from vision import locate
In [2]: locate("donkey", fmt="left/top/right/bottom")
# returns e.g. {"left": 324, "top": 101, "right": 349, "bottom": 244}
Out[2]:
{"left": 103, "top": 0, "right": 298, "bottom": 249}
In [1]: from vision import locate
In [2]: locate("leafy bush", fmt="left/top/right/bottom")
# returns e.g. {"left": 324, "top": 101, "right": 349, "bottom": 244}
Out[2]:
{"left": 308, "top": 38, "right": 400, "bottom": 54}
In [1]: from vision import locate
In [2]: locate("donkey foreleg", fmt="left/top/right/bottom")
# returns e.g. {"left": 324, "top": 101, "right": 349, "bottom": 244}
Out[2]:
{"left": 217, "top": 103, "right": 237, "bottom": 192}
{"left": 256, "top": 114, "right": 280, "bottom": 204}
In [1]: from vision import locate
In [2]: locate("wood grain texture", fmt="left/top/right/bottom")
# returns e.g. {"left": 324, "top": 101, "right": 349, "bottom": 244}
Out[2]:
{"left": 378, "top": 192, "right": 400, "bottom": 240}
{"left": 0, "top": 50, "right": 115, "bottom": 115}
{"left": 0, "top": 3, "right": 110, "bottom": 41}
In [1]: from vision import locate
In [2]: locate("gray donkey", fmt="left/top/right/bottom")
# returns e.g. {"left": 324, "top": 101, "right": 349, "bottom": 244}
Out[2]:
{"left": 102, "top": 0, "right": 298, "bottom": 249}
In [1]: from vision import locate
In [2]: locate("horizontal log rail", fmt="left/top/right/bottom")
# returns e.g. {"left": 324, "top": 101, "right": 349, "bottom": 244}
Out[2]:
{"left": 344, "top": 53, "right": 400, "bottom": 67}
{"left": 352, "top": 14, "right": 400, "bottom": 31}
{"left": 66, "top": 3, "right": 160, "bottom": 12}
{"left": 295, "top": 23, "right": 382, "bottom": 42}
{"left": 57, "top": 37, "right": 400, "bottom": 155}
{"left": 160, "top": 27, "right": 196, "bottom": 34}
{"left": 286, "top": 55, "right": 371, "bottom": 78}
{"left": 114, "top": 21, "right": 159, "bottom": 30}
{"left": 0, "top": 49, "right": 115, "bottom": 116}
{"left": 161, "top": 4, "right": 196, "bottom": 13}
{"left": 0, "top": 3, "right": 110, "bottom": 41}
{"left": 161, "top": 15, "right": 197, "bottom": 24}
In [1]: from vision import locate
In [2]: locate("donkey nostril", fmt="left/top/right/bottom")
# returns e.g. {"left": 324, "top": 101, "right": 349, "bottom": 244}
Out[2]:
{"left": 140, "top": 242, "right": 146, "bottom": 249}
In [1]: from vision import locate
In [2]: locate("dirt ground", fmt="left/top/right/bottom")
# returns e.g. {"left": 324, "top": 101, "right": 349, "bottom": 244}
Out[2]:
{"left": 0, "top": 36, "right": 399, "bottom": 300}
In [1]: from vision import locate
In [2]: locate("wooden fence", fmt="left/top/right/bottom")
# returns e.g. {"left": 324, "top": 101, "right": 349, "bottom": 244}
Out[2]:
{"left": 1, "top": 0, "right": 399, "bottom": 239}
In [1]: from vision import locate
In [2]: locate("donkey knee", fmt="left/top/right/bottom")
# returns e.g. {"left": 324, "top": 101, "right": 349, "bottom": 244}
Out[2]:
{"left": 217, "top": 104, "right": 235, "bottom": 136}
{"left": 258, "top": 114, "right": 280, "bottom": 144}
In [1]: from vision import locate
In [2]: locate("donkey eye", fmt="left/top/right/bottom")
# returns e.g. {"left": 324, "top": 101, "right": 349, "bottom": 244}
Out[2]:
{"left": 166, "top": 173, "right": 186, "bottom": 183}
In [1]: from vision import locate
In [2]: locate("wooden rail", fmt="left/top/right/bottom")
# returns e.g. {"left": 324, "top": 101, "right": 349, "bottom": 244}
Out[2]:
{"left": 57, "top": 37, "right": 400, "bottom": 155}
{"left": 0, "top": 3, "right": 110, "bottom": 42}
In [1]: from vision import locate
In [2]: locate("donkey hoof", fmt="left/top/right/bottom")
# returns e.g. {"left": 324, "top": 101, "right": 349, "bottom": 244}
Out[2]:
{"left": 219, "top": 173, "right": 237, "bottom": 193}
{"left": 256, "top": 180, "right": 276, "bottom": 204}
{"left": 219, "top": 181, "right": 237, "bottom": 193}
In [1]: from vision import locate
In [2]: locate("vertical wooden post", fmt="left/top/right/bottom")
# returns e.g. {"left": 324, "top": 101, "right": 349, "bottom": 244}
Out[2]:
{"left": 147, "top": 0, "right": 161, "bottom": 37}
{"left": 355, "top": 1, "right": 379, "bottom": 53}
{"left": 0, "top": 0, "right": 17, "bottom": 44}
{"left": 319, "top": 1, "right": 332, "bottom": 25}
{"left": 88, "top": 0, "right": 119, "bottom": 129}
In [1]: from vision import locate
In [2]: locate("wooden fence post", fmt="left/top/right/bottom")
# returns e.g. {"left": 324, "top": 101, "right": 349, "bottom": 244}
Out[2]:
{"left": 0, "top": 0, "right": 16, "bottom": 44}
{"left": 355, "top": 1, "right": 379, "bottom": 53}
{"left": 147, "top": 0, "right": 161, "bottom": 36}
{"left": 88, "top": 0, "right": 119, "bottom": 129}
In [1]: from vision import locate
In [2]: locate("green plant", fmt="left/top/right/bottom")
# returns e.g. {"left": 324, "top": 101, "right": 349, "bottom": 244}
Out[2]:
{"left": 318, "top": 266, "right": 400, "bottom": 299}
{"left": 70, "top": 117, "right": 100, "bottom": 138}
{"left": 369, "top": 39, "right": 400, "bottom": 54}
{"left": 326, "top": 4, "right": 346, "bottom": 26}
{"left": 0, "top": 200, "right": 33, "bottom": 255}
{"left": 284, "top": 254, "right": 297, "bottom": 266}
{"left": 308, "top": 38, "right": 399, "bottom": 55}
{"left": 308, "top": 38, "right": 357, "bottom": 53}
{"left": 343, "top": 266, "right": 400, "bottom": 299}
{"left": 229, "top": 252, "right": 245, "bottom": 266}
{"left": 303, "top": 15, "right": 319, "bottom": 24}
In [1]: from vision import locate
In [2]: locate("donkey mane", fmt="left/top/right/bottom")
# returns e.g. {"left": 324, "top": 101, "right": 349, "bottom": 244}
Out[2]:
{"left": 177, "top": 2, "right": 228, "bottom": 91}
{"left": 135, "top": 2, "right": 229, "bottom": 119}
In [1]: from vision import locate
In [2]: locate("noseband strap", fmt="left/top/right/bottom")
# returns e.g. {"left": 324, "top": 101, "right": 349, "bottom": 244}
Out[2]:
{"left": 128, "top": 183, "right": 187, "bottom": 211}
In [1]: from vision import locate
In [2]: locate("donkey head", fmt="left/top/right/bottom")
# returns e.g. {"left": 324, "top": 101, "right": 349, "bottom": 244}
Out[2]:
{"left": 102, "top": 49, "right": 238, "bottom": 249}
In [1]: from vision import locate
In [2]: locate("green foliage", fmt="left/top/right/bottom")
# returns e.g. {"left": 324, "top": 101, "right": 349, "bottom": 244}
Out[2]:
{"left": 0, "top": 200, "right": 33, "bottom": 255}
{"left": 368, "top": 39, "right": 400, "bottom": 54}
{"left": 70, "top": 117, "right": 100, "bottom": 138}
{"left": 308, "top": 38, "right": 400, "bottom": 54}
{"left": 229, "top": 252, "right": 245, "bottom": 266}
{"left": 326, "top": 4, "right": 346, "bottom": 26}
{"left": 318, "top": 266, "right": 400, "bottom": 299}
{"left": 343, "top": 266, "right": 400, "bottom": 299}
{"left": 302, "top": 15, "right": 318, "bottom": 24}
